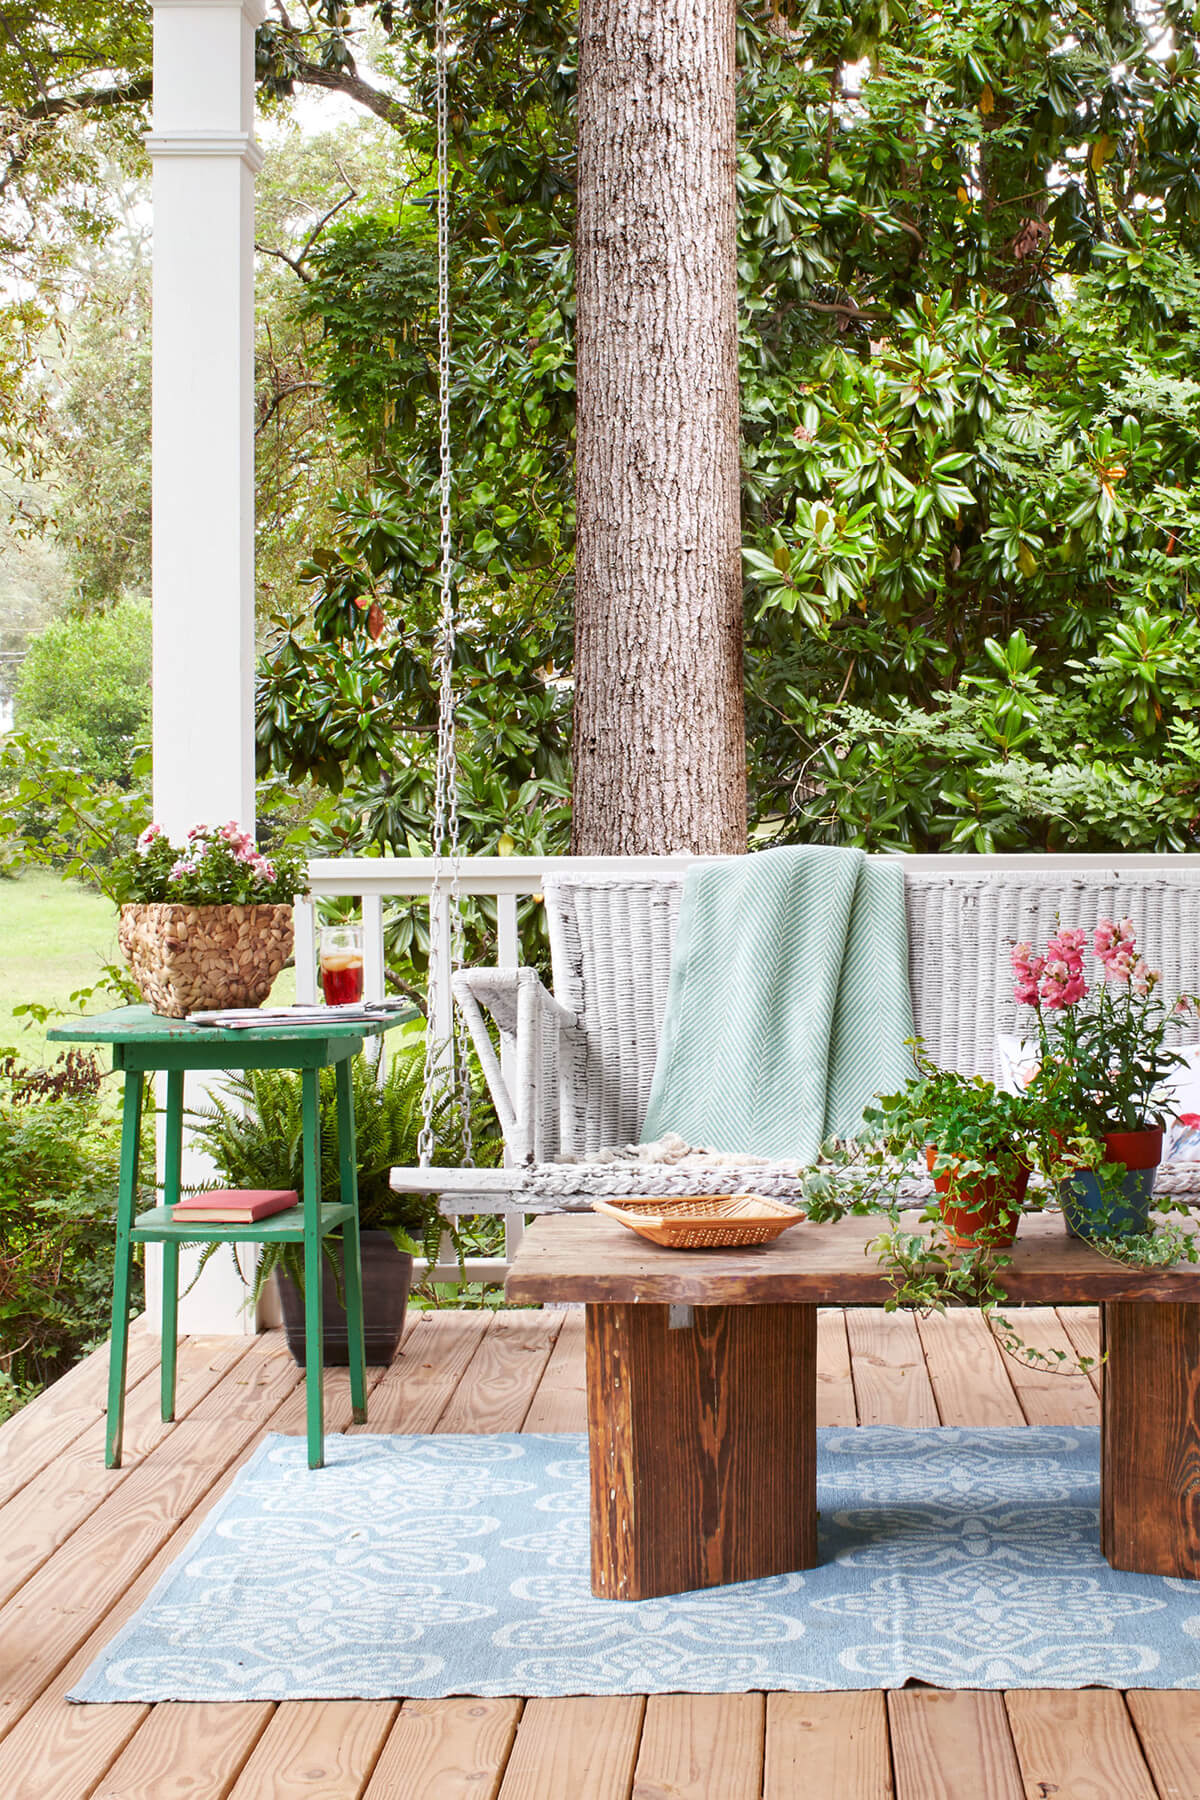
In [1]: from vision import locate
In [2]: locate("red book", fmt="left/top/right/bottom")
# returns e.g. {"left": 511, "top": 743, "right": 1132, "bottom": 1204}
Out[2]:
{"left": 171, "top": 1188, "right": 298, "bottom": 1223}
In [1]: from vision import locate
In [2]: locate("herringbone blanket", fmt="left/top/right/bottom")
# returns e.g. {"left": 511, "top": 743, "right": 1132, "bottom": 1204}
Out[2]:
{"left": 639, "top": 847, "right": 915, "bottom": 1161}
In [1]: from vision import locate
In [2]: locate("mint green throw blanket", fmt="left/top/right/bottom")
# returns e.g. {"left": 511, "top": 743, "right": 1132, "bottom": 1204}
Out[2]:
{"left": 640, "top": 847, "right": 916, "bottom": 1161}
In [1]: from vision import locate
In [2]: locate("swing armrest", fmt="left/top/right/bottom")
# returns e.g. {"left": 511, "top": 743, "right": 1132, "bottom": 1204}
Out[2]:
{"left": 453, "top": 967, "right": 582, "bottom": 1165}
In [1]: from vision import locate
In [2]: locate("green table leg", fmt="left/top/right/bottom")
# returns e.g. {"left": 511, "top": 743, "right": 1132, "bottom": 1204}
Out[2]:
{"left": 106, "top": 1071, "right": 144, "bottom": 1469}
{"left": 337, "top": 1057, "right": 367, "bottom": 1423}
{"left": 301, "top": 1066, "right": 325, "bottom": 1469}
{"left": 160, "top": 1069, "right": 184, "bottom": 1422}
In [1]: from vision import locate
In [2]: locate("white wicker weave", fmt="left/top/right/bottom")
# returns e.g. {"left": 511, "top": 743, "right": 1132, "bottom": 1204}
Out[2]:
{"left": 448, "top": 864, "right": 1200, "bottom": 1207}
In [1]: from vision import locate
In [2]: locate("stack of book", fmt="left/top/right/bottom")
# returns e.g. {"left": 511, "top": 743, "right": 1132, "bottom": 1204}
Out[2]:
{"left": 170, "top": 1189, "right": 299, "bottom": 1224}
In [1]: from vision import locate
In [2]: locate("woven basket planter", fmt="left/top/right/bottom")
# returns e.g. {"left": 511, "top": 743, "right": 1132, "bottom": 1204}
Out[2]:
{"left": 119, "top": 903, "right": 294, "bottom": 1019}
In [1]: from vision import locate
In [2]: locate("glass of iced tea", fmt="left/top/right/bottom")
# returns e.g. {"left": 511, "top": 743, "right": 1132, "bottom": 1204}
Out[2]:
{"left": 320, "top": 924, "right": 365, "bottom": 1006}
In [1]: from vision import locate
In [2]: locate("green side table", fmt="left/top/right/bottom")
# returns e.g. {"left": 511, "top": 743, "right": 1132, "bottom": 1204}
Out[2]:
{"left": 48, "top": 1005, "right": 407, "bottom": 1472}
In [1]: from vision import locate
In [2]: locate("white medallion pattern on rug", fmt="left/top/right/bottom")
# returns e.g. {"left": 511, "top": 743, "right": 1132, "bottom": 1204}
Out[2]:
{"left": 68, "top": 1426, "right": 1200, "bottom": 1702}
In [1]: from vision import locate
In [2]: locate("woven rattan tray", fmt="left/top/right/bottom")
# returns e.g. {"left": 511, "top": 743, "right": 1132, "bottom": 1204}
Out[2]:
{"left": 591, "top": 1193, "right": 803, "bottom": 1250}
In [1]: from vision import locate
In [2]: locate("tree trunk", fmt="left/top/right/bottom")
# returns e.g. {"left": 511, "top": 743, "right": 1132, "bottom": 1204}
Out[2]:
{"left": 573, "top": 0, "right": 746, "bottom": 856}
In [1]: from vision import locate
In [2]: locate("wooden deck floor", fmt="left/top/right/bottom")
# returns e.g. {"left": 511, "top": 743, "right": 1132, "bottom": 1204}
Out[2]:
{"left": 1, "top": 1306, "right": 1198, "bottom": 1800}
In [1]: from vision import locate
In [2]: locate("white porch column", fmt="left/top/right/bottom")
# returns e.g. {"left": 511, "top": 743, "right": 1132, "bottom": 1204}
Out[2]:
{"left": 146, "top": 0, "right": 265, "bottom": 1333}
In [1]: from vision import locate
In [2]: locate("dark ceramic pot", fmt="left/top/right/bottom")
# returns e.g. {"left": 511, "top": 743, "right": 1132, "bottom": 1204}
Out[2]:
{"left": 275, "top": 1228, "right": 414, "bottom": 1366}
{"left": 926, "top": 1145, "right": 1031, "bottom": 1249}
{"left": 1059, "top": 1126, "right": 1162, "bottom": 1241}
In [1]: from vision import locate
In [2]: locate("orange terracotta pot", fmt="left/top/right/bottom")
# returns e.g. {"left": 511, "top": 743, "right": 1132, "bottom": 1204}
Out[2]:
{"left": 925, "top": 1145, "right": 1031, "bottom": 1249}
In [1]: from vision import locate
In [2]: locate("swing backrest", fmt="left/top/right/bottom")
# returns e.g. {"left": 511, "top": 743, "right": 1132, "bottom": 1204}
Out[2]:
{"left": 543, "top": 865, "right": 1200, "bottom": 1158}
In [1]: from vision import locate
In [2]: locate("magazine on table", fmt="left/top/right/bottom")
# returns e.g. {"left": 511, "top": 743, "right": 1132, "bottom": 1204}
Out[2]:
{"left": 186, "top": 1000, "right": 411, "bottom": 1030}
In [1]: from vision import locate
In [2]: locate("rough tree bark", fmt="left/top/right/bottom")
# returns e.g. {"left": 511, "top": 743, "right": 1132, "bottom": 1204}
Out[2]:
{"left": 573, "top": 0, "right": 747, "bottom": 855}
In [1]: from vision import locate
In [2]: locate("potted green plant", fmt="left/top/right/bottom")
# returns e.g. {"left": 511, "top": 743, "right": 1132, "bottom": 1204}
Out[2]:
{"left": 112, "top": 822, "right": 309, "bottom": 1018}
{"left": 863, "top": 1052, "right": 1039, "bottom": 1249}
{"left": 1011, "top": 921, "right": 1192, "bottom": 1240}
{"left": 190, "top": 1038, "right": 470, "bottom": 1365}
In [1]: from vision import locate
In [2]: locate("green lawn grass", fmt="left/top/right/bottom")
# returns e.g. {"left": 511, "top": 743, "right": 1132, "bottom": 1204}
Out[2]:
{"left": 0, "top": 871, "right": 121, "bottom": 1059}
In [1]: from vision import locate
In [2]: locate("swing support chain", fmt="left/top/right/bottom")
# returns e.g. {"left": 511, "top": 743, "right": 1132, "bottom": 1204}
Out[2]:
{"left": 418, "top": 0, "right": 474, "bottom": 1174}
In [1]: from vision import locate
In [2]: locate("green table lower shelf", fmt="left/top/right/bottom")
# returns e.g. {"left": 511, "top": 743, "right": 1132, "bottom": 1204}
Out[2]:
{"left": 130, "top": 1203, "right": 356, "bottom": 1243}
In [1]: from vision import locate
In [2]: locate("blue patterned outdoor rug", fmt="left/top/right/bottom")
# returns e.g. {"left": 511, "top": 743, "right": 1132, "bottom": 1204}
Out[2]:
{"left": 70, "top": 1427, "right": 1200, "bottom": 1701}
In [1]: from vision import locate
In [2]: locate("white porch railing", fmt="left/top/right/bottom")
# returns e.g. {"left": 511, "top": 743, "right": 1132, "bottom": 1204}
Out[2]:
{"left": 296, "top": 850, "right": 1189, "bottom": 1286}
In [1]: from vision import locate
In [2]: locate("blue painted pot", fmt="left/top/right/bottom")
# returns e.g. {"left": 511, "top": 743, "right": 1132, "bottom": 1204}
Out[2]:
{"left": 1059, "top": 1127, "right": 1162, "bottom": 1241}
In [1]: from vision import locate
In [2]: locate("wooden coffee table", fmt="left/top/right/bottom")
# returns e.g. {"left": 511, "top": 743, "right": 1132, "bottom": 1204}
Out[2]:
{"left": 505, "top": 1211, "right": 1200, "bottom": 1599}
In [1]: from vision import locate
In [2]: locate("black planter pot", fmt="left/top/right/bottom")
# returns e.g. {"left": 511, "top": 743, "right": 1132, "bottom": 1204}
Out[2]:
{"left": 275, "top": 1229, "right": 414, "bottom": 1367}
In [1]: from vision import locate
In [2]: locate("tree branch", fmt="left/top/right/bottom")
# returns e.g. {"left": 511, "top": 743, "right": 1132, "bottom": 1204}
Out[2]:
{"left": 256, "top": 380, "right": 324, "bottom": 436}
{"left": 17, "top": 76, "right": 153, "bottom": 126}
{"left": 289, "top": 59, "right": 411, "bottom": 131}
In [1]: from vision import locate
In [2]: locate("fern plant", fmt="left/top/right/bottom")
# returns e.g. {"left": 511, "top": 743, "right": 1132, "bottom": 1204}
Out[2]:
{"left": 189, "top": 1038, "right": 484, "bottom": 1297}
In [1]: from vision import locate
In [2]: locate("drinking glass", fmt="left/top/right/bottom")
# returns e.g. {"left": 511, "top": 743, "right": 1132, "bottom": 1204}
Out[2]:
{"left": 320, "top": 924, "right": 365, "bottom": 1006}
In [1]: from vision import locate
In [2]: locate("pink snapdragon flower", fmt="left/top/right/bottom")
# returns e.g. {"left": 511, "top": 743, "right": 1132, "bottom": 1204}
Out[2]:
{"left": 1094, "top": 917, "right": 1139, "bottom": 982}
{"left": 1045, "top": 927, "right": 1088, "bottom": 967}
{"left": 1033, "top": 928, "right": 1088, "bottom": 1009}
{"left": 136, "top": 823, "right": 163, "bottom": 854}
{"left": 1011, "top": 943, "right": 1045, "bottom": 1007}
{"left": 1131, "top": 959, "right": 1159, "bottom": 997}
{"left": 168, "top": 857, "right": 194, "bottom": 881}
{"left": 1040, "top": 964, "right": 1087, "bottom": 1010}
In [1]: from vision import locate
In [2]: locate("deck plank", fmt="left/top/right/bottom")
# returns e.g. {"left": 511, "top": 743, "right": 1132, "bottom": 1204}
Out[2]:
{"left": 93, "top": 1702, "right": 274, "bottom": 1800}
{"left": 225, "top": 1700, "right": 398, "bottom": 1800}
{"left": 888, "top": 1691, "right": 1022, "bottom": 1799}
{"left": 497, "top": 1696, "right": 644, "bottom": 1800}
{"left": 436, "top": 1310, "right": 565, "bottom": 1434}
{"left": 1125, "top": 1691, "right": 1200, "bottom": 1799}
{"left": 363, "top": 1698, "right": 522, "bottom": 1800}
{"left": 998, "top": 1307, "right": 1099, "bottom": 1426}
{"left": 764, "top": 1692, "right": 891, "bottom": 1798}
{"left": 1005, "top": 1691, "right": 1158, "bottom": 1798}
{"left": 0, "top": 1334, "right": 251, "bottom": 1612}
{"left": 845, "top": 1310, "right": 939, "bottom": 1427}
{"left": 1056, "top": 1307, "right": 1104, "bottom": 1396}
{"left": 816, "top": 1309, "right": 858, "bottom": 1426}
{"left": 0, "top": 1359, "right": 373, "bottom": 1800}
{"left": 522, "top": 1310, "right": 587, "bottom": 1433}
{"left": 916, "top": 1311, "right": 1024, "bottom": 1427}
{"left": 0, "top": 1322, "right": 161, "bottom": 1510}
{"left": 0, "top": 1337, "right": 300, "bottom": 1763}
{"left": 632, "top": 1694, "right": 764, "bottom": 1800}
{"left": 349, "top": 1310, "right": 494, "bottom": 1435}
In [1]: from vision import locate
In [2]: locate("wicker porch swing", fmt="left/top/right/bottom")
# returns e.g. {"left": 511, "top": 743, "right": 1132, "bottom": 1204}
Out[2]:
{"left": 397, "top": 10, "right": 1200, "bottom": 1224}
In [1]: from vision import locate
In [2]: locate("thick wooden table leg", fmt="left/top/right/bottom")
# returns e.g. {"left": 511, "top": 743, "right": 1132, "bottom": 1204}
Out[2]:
{"left": 585, "top": 1302, "right": 816, "bottom": 1600}
{"left": 1101, "top": 1301, "right": 1200, "bottom": 1578}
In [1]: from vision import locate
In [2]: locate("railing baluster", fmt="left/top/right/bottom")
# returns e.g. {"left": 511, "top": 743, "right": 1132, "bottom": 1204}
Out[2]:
{"left": 496, "top": 889, "right": 524, "bottom": 1264}
{"left": 497, "top": 891, "right": 520, "bottom": 968}
{"left": 363, "top": 893, "right": 385, "bottom": 1001}
{"left": 294, "top": 897, "right": 317, "bottom": 1004}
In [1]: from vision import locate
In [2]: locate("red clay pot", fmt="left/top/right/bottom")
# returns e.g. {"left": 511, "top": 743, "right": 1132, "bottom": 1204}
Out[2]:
{"left": 925, "top": 1145, "right": 1031, "bottom": 1249}
{"left": 1100, "top": 1126, "right": 1163, "bottom": 1171}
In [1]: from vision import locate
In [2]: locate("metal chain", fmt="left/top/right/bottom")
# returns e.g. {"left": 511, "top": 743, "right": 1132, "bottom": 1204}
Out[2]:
{"left": 419, "top": 0, "right": 473, "bottom": 1170}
